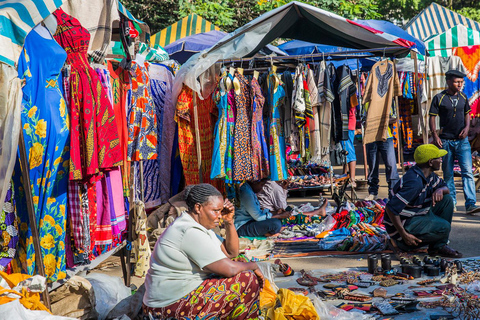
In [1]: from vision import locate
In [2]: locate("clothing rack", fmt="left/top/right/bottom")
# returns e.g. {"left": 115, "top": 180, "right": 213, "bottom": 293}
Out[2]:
{"left": 216, "top": 46, "right": 410, "bottom": 66}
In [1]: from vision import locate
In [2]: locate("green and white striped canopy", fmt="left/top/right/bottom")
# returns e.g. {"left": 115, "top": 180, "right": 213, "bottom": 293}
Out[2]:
{"left": 0, "top": 0, "right": 64, "bottom": 67}
{"left": 426, "top": 25, "right": 480, "bottom": 57}
{"left": 405, "top": 2, "right": 480, "bottom": 41}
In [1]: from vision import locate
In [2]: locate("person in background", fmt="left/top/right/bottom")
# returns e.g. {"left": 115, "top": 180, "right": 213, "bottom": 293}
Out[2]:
{"left": 385, "top": 144, "right": 462, "bottom": 258}
{"left": 365, "top": 115, "right": 400, "bottom": 200}
{"left": 429, "top": 69, "right": 480, "bottom": 215}
{"left": 143, "top": 184, "right": 263, "bottom": 320}
{"left": 257, "top": 180, "right": 328, "bottom": 217}
{"left": 341, "top": 101, "right": 357, "bottom": 188}
{"left": 234, "top": 179, "right": 289, "bottom": 237}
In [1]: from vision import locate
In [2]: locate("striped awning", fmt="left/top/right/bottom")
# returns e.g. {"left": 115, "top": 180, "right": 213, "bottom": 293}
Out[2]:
{"left": 404, "top": 2, "right": 480, "bottom": 41}
{"left": 426, "top": 25, "right": 480, "bottom": 57}
{"left": 0, "top": 0, "right": 64, "bottom": 67}
{"left": 150, "top": 14, "right": 220, "bottom": 48}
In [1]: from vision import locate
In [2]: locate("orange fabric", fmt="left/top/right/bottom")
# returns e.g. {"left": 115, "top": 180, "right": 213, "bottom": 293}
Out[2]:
{"left": 0, "top": 272, "right": 50, "bottom": 313}
{"left": 176, "top": 86, "right": 222, "bottom": 189}
{"left": 453, "top": 45, "right": 480, "bottom": 82}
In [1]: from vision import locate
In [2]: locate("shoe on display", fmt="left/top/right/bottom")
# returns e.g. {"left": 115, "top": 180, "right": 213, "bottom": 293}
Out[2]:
{"left": 466, "top": 205, "right": 480, "bottom": 215}
{"left": 429, "top": 245, "right": 463, "bottom": 258}
{"left": 365, "top": 194, "right": 375, "bottom": 201}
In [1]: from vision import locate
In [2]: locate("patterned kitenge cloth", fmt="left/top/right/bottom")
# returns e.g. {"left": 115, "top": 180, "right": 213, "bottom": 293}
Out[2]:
{"left": 211, "top": 72, "right": 230, "bottom": 181}
{"left": 233, "top": 72, "right": 253, "bottom": 182}
{"left": 0, "top": 182, "right": 18, "bottom": 270}
{"left": 176, "top": 86, "right": 218, "bottom": 186}
{"left": 53, "top": 8, "right": 122, "bottom": 182}
{"left": 143, "top": 271, "right": 260, "bottom": 320}
{"left": 127, "top": 60, "right": 158, "bottom": 161}
{"left": 251, "top": 76, "right": 270, "bottom": 180}
{"left": 268, "top": 71, "right": 288, "bottom": 181}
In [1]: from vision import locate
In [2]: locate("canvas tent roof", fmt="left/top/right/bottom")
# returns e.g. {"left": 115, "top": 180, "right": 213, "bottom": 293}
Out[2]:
{"left": 151, "top": 14, "right": 220, "bottom": 48}
{"left": 426, "top": 25, "right": 480, "bottom": 57}
{"left": 173, "top": 1, "right": 417, "bottom": 100}
{"left": 0, "top": 0, "right": 64, "bottom": 66}
{"left": 404, "top": 2, "right": 480, "bottom": 41}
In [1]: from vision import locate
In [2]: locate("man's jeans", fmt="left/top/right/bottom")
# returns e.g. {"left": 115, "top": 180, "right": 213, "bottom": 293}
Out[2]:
{"left": 442, "top": 137, "right": 477, "bottom": 208}
{"left": 366, "top": 138, "right": 399, "bottom": 196}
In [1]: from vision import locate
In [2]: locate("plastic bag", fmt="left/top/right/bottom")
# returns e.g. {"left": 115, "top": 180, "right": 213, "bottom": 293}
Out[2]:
{"left": 309, "top": 294, "right": 372, "bottom": 320}
{"left": 85, "top": 273, "right": 131, "bottom": 320}
{"left": 0, "top": 300, "right": 76, "bottom": 320}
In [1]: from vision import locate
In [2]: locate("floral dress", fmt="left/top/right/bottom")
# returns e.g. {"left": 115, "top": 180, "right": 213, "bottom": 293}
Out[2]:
{"left": 268, "top": 71, "right": 288, "bottom": 181}
{"left": 14, "top": 26, "right": 69, "bottom": 282}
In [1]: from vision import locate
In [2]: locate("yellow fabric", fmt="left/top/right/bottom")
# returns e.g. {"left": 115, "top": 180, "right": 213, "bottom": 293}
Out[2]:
{"left": 265, "top": 288, "right": 319, "bottom": 320}
{"left": 414, "top": 144, "right": 448, "bottom": 164}
{"left": 0, "top": 272, "right": 50, "bottom": 313}
{"left": 259, "top": 279, "right": 277, "bottom": 309}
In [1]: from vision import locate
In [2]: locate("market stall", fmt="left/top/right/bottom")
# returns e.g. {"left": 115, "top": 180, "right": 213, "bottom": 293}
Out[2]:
{"left": 0, "top": 0, "right": 181, "bottom": 312}
{"left": 166, "top": 1, "right": 425, "bottom": 259}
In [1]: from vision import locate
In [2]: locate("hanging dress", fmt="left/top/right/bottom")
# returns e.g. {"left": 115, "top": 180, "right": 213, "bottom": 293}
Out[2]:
{"left": 14, "top": 26, "right": 70, "bottom": 282}
{"left": 53, "top": 8, "right": 122, "bottom": 182}
{"left": 127, "top": 61, "right": 158, "bottom": 161}
{"left": 211, "top": 72, "right": 229, "bottom": 180}
{"left": 250, "top": 76, "right": 269, "bottom": 181}
{"left": 176, "top": 86, "right": 217, "bottom": 186}
{"left": 225, "top": 74, "right": 236, "bottom": 184}
{"left": 139, "top": 63, "right": 174, "bottom": 208}
{"left": 268, "top": 71, "right": 288, "bottom": 181}
{"left": 232, "top": 72, "right": 253, "bottom": 182}
{"left": 108, "top": 61, "right": 131, "bottom": 196}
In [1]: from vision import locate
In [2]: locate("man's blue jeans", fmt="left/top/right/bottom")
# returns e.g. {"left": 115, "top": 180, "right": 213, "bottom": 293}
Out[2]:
{"left": 442, "top": 137, "right": 477, "bottom": 208}
{"left": 366, "top": 138, "right": 399, "bottom": 195}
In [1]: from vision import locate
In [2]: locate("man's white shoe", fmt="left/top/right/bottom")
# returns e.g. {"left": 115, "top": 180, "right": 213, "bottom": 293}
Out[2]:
{"left": 365, "top": 194, "right": 375, "bottom": 201}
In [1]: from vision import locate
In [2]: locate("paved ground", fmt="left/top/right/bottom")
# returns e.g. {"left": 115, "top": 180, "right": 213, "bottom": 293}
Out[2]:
{"left": 89, "top": 162, "right": 480, "bottom": 289}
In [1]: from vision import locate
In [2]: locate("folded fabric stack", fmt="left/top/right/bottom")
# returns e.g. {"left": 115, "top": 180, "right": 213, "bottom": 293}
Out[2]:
{"left": 272, "top": 200, "right": 388, "bottom": 255}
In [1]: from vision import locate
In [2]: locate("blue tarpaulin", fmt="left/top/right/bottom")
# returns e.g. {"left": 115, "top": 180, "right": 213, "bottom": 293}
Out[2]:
{"left": 278, "top": 20, "right": 425, "bottom": 57}
{"left": 164, "top": 30, "right": 227, "bottom": 63}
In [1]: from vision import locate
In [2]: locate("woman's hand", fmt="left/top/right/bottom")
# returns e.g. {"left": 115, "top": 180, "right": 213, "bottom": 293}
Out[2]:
{"left": 222, "top": 199, "right": 235, "bottom": 225}
{"left": 253, "top": 268, "right": 265, "bottom": 289}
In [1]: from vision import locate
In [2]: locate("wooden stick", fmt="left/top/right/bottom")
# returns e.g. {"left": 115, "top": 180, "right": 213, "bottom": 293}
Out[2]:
{"left": 413, "top": 52, "right": 427, "bottom": 144}
{"left": 193, "top": 94, "right": 203, "bottom": 183}
{"left": 356, "top": 59, "right": 368, "bottom": 181}
{"left": 18, "top": 123, "right": 51, "bottom": 310}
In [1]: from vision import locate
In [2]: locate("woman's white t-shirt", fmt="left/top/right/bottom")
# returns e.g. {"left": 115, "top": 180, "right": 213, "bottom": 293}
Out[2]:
{"left": 143, "top": 212, "right": 227, "bottom": 308}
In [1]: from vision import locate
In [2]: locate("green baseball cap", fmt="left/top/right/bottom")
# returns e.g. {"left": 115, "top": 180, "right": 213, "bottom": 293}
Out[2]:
{"left": 414, "top": 144, "right": 448, "bottom": 164}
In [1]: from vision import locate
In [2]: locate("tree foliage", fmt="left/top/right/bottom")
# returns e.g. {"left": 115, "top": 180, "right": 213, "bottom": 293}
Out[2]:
{"left": 122, "top": 0, "right": 480, "bottom": 36}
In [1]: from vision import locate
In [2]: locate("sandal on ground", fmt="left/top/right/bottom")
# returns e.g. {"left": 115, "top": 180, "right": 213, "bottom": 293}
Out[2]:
{"left": 429, "top": 245, "right": 463, "bottom": 258}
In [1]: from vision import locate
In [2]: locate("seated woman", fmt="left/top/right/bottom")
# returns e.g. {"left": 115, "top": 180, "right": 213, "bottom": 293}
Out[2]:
{"left": 234, "top": 179, "right": 289, "bottom": 237}
{"left": 143, "top": 184, "right": 263, "bottom": 320}
{"left": 256, "top": 180, "right": 328, "bottom": 217}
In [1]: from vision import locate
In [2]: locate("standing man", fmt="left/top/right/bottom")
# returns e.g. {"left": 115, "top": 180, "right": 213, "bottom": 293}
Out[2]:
{"left": 429, "top": 70, "right": 480, "bottom": 214}
{"left": 365, "top": 116, "right": 400, "bottom": 201}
